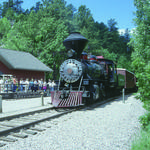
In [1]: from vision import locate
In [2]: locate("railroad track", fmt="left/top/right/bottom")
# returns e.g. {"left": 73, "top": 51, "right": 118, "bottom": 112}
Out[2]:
{"left": 0, "top": 96, "right": 119, "bottom": 147}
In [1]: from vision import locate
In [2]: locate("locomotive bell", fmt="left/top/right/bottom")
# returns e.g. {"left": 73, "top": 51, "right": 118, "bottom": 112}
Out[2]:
{"left": 63, "top": 32, "right": 88, "bottom": 57}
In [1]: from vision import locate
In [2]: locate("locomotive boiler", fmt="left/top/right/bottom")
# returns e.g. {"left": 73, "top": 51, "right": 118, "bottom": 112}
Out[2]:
{"left": 51, "top": 32, "right": 118, "bottom": 107}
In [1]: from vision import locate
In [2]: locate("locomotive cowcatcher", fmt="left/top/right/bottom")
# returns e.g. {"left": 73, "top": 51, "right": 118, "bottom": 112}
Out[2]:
{"left": 51, "top": 32, "right": 135, "bottom": 107}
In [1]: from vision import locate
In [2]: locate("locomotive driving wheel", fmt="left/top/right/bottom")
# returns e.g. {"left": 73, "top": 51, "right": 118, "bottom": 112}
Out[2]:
{"left": 93, "top": 84, "right": 100, "bottom": 101}
{"left": 87, "top": 84, "right": 101, "bottom": 104}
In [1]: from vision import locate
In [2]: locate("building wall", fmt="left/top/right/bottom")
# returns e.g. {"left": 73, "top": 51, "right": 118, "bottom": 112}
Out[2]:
{"left": 0, "top": 61, "right": 45, "bottom": 80}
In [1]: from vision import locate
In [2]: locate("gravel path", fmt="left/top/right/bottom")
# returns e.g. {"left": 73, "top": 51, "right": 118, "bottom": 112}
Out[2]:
{"left": 1, "top": 94, "right": 146, "bottom": 150}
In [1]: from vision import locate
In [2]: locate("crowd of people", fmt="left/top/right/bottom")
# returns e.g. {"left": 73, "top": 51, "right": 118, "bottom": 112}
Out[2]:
{"left": 0, "top": 76, "right": 56, "bottom": 93}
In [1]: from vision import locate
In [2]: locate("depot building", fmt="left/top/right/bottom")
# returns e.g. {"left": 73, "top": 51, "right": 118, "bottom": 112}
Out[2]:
{"left": 0, "top": 48, "right": 53, "bottom": 80}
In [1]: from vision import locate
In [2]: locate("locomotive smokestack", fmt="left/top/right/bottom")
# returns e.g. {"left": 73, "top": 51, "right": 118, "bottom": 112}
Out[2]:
{"left": 63, "top": 32, "right": 88, "bottom": 57}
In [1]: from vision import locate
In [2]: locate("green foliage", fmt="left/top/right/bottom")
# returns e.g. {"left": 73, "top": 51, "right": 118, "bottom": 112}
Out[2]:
{"left": 117, "top": 55, "right": 132, "bottom": 70}
{"left": 4, "top": 8, "right": 16, "bottom": 21}
{"left": 1, "top": 0, "right": 24, "bottom": 18}
{"left": 140, "top": 113, "right": 150, "bottom": 129}
{"left": 0, "top": 0, "right": 133, "bottom": 79}
{"left": 131, "top": 130, "right": 150, "bottom": 150}
{"left": 74, "top": 5, "right": 94, "bottom": 30}
{"left": 131, "top": 0, "right": 150, "bottom": 109}
{"left": 130, "top": 1, "right": 150, "bottom": 149}
{"left": 0, "top": 17, "right": 11, "bottom": 39}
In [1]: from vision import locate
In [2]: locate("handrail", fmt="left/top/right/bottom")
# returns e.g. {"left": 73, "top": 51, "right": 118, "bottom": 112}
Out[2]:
{"left": 0, "top": 83, "right": 58, "bottom": 93}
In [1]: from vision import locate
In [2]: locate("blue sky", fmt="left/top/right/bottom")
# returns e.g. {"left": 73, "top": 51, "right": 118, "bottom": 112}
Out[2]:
{"left": 65, "top": 0, "right": 136, "bottom": 30}
{"left": 1, "top": 0, "right": 136, "bottom": 30}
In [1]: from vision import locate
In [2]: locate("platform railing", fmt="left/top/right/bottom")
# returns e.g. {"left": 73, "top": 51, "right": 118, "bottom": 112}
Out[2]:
{"left": 0, "top": 83, "right": 58, "bottom": 99}
{"left": 0, "top": 83, "right": 57, "bottom": 94}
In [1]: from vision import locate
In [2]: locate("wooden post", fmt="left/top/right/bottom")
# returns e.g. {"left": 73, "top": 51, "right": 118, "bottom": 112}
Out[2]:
{"left": 0, "top": 95, "right": 2, "bottom": 113}
{"left": 122, "top": 88, "right": 125, "bottom": 103}
{"left": 41, "top": 92, "right": 44, "bottom": 106}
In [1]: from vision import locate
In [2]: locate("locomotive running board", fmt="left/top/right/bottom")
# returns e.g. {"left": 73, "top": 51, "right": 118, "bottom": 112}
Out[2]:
{"left": 51, "top": 91, "right": 83, "bottom": 107}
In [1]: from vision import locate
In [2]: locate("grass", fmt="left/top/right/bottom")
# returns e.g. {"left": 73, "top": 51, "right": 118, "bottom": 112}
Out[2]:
{"left": 131, "top": 130, "right": 150, "bottom": 150}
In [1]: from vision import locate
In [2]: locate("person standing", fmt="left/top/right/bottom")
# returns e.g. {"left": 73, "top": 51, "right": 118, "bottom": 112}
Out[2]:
{"left": 8, "top": 76, "right": 12, "bottom": 92}
{"left": 51, "top": 80, "right": 56, "bottom": 91}
{"left": 38, "top": 79, "right": 43, "bottom": 90}
{"left": 48, "top": 79, "right": 52, "bottom": 96}
{"left": 4, "top": 77, "right": 8, "bottom": 92}
{"left": 25, "top": 78, "right": 29, "bottom": 92}
{"left": 12, "top": 76, "right": 17, "bottom": 92}
{"left": 0, "top": 77, "right": 4, "bottom": 93}
{"left": 34, "top": 79, "right": 38, "bottom": 92}
{"left": 20, "top": 78, "right": 24, "bottom": 92}
{"left": 29, "top": 78, "right": 34, "bottom": 92}
{"left": 43, "top": 80, "right": 47, "bottom": 92}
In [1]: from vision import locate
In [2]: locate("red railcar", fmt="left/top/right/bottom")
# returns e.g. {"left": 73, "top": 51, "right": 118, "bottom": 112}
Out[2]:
{"left": 117, "top": 68, "right": 137, "bottom": 90}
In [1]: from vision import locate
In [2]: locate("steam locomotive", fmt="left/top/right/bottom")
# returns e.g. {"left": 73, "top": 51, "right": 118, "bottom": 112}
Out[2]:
{"left": 51, "top": 32, "right": 136, "bottom": 107}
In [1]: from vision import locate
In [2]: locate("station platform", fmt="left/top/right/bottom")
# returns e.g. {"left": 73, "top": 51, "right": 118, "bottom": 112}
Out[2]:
{"left": 0, "top": 97, "right": 53, "bottom": 120}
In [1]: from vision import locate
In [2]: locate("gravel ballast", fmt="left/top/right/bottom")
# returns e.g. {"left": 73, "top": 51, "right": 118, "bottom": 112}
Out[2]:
{"left": 1, "top": 94, "right": 146, "bottom": 150}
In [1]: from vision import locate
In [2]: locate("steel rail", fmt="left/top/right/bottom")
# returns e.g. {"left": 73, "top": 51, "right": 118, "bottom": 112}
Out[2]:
{"left": 0, "top": 106, "right": 55, "bottom": 121}
{"left": 0, "top": 108, "right": 76, "bottom": 136}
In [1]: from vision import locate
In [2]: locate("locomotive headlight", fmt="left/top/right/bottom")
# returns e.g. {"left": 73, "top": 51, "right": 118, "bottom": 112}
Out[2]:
{"left": 67, "top": 49, "right": 75, "bottom": 57}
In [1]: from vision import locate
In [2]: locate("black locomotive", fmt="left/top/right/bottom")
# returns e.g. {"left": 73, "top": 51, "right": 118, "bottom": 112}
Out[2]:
{"left": 51, "top": 32, "right": 136, "bottom": 107}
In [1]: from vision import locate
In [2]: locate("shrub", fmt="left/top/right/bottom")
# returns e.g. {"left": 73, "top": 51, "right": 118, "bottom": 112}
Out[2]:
{"left": 140, "top": 113, "right": 150, "bottom": 129}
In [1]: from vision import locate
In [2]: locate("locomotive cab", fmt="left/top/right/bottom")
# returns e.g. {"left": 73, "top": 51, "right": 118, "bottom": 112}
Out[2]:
{"left": 97, "top": 57, "right": 118, "bottom": 87}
